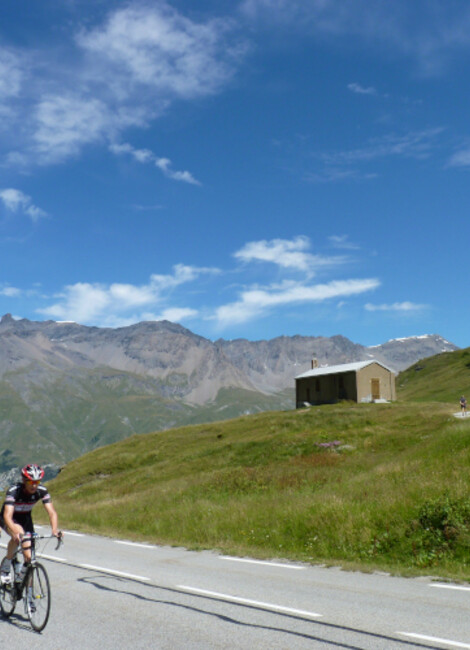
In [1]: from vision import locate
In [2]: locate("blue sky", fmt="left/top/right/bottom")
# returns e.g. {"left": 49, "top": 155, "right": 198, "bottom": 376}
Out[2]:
{"left": 1, "top": 0, "right": 469, "bottom": 347}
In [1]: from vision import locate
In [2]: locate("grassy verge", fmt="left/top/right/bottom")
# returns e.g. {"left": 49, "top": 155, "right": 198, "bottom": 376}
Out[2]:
{"left": 34, "top": 400, "right": 470, "bottom": 581}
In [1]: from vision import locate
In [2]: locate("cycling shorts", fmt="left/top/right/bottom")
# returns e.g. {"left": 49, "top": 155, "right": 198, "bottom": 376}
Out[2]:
{"left": 0, "top": 512, "right": 34, "bottom": 535}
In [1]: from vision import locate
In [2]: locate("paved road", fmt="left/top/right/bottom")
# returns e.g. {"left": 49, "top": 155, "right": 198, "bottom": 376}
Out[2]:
{"left": 1, "top": 526, "right": 470, "bottom": 649}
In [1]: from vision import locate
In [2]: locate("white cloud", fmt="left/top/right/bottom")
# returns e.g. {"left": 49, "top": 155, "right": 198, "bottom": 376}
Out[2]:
{"left": 0, "top": 188, "right": 47, "bottom": 221}
{"left": 32, "top": 95, "right": 145, "bottom": 164}
{"left": 215, "top": 277, "right": 380, "bottom": 326}
{"left": 37, "top": 265, "right": 218, "bottom": 325}
{"left": 0, "top": 286, "right": 21, "bottom": 297}
{"left": 77, "top": 4, "right": 245, "bottom": 99}
{"left": 0, "top": 49, "right": 23, "bottom": 99}
{"left": 447, "top": 147, "right": 470, "bottom": 168}
{"left": 329, "top": 235, "right": 360, "bottom": 250}
{"left": 151, "top": 263, "right": 219, "bottom": 290}
{"left": 155, "top": 158, "right": 200, "bottom": 185}
{"left": 2, "top": 4, "right": 245, "bottom": 167}
{"left": 110, "top": 142, "right": 201, "bottom": 185}
{"left": 347, "top": 83, "right": 376, "bottom": 95}
{"left": 234, "top": 236, "right": 345, "bottom": 274}
{"left": 365, "top": 301, "right": 427, "bottom": 312}
{"left": 158, "top": 307, "right": 198, "bottom": 322}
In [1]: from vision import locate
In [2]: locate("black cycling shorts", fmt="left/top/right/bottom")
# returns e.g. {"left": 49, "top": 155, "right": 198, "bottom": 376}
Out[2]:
{"left": 0, "top": 512, "right": 34, "bottom": 535}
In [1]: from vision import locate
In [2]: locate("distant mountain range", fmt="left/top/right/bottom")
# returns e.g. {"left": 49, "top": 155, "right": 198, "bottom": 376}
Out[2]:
{"left": 0, "top": 313, "right": 459, "bottom": 477}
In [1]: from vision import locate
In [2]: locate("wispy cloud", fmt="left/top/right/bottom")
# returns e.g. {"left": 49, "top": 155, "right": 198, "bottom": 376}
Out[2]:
{"left": 110, "top": 142, "right": 201, "bottom": 185}
{"left": 0, "top": 188, "right": 47, "bottom": 221}
{"left": 36, "top": 264, "right": 218, "bottom": 326}
{"left": 0, "top": 48, "right": 23, "bottom": 100}
{"left": 0, "top": 285, "right": 22, "bottom": 297}
{"left": 447, "top": 146, "right": 470, "bottom": 168}
{"left": 365, "top": 301, "right": 427, "bottom": 312}
{"left": 234, "top": 236, "right": 346, "bottom": 275}
{"left": 3, "top": 4, "right": 246, "bottom": 167}
{"left": 32, "top": 95, "right": 127, "bottom": 164}
{"left": 158, "top": 307, "right": 198, "bottom": 322}
{"left": 329, "top": 235, "right": 360, "bottom": 250}
{"left": 215, "top": 235, "right": 378, "bottom": 327}
{"left": 28, "top": 234, "right": 383, "bottom": 329}
{"left": 77, "top": 4, "right": 244, "bottom": 99}
{"left": 215, "top": 277, "right": 380, "bottom": 326}
{"left": 322, "top": 129, "right": 444, "bottom": 166}
{"left": 240, "top": 0, "right": 470, "bottom": 75}
{"left": 18, "top": 232, "right": 435, "bottom": 330}
{"left": 308, "top": 129, "right": 444, "bottom": 183}
{"left": 347, "top": 82, "right": 377, "bottom": 96}
{"left": 305, "top": 169, "right": 378, "bottom": 184}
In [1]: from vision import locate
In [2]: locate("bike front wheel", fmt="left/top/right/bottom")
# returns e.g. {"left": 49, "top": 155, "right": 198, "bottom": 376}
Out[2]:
{"left": 0, "top": 582, "right": 17, "bottom": 617}
{"left": 0, "top": 561, "right": 17, "bottom": 618}
{"left": 25, "top": 563, "right": 51, "bottom": 632}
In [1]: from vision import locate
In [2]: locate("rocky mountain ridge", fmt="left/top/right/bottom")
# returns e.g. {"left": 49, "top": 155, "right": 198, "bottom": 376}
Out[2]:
{"left": 0, "top": 314, "right": 457, "bottom": 399}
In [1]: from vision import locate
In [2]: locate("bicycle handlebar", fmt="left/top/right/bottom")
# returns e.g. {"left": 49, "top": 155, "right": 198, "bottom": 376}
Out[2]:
{"left": 20, "top": 532, "right": 64, "bottom": 550}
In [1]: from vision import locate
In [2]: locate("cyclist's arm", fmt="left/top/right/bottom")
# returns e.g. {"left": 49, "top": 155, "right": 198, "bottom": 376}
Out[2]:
{"left": 3, "top": 504, "right": 22, "bottom": 543}
{"left": 43, "top": 501, "right": 60, "bottom": 537}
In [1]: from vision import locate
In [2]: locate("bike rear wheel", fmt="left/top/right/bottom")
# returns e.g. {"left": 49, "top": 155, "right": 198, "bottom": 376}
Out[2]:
{"left": 0, "top": 560, "right": 17, "bottom": 618}
{"left": 25, "top": 563, "right": 51, "bottom": 632}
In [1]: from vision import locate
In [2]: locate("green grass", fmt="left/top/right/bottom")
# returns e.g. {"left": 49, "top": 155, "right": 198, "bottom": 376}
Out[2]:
{"left": 398, "top": 347, "right": 470, "bottom": 403}
{"left": 35, "top": 397, "right": 470, "bottom": 580}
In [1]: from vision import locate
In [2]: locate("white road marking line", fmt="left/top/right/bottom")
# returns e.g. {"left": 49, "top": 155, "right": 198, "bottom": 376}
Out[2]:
{"left": 398, "top": 632, "right": 470, "bottom": 649}
{"left": 219, "top": 556, "right": 304, "bottom": 570}
{"left": 63, "top": 531, "right": 85, "bottom": 537}
{"left": 178, "top": 585, "right": 322, "bottom": 618}
{"left": 431, "top": 583, "right": 470, "bottom": 592}
{"left": 38, "top": 554, "right": 68, "bottom": 563}
{"left": 114, "top": 541, "right": 155, "bottom": 549}
{"left": 80, "top": 563, "right": 150, "bottom": 582}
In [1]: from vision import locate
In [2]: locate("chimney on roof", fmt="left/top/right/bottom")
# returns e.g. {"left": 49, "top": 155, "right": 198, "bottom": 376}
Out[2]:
{"left": 311, "top": 357, "right": 318, "bottom": 369}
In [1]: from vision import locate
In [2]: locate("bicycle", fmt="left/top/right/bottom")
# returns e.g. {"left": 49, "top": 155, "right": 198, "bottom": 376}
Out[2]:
{"left": 0, "top": 532, "right": 63, "bottom": 632}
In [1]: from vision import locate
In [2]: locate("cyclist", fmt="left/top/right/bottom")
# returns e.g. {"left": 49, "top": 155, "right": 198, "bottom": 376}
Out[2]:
{"left": 0, "top": 464, "right": 62, "bottom": 584}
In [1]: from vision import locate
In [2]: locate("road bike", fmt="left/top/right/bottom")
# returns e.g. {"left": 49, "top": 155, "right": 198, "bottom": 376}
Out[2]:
{"left": 0, "top": 532, "right": 63, "bottom": 632}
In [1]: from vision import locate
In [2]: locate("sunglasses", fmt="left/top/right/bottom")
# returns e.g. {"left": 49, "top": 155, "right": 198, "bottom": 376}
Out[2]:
{"left": 26, "top": 480, "right": 40, "bottom": 486}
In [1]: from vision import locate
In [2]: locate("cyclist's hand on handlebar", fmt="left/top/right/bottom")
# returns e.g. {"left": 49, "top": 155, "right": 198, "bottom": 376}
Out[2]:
{"left": 54, "top": 530, "right": 64, "bottom": 549}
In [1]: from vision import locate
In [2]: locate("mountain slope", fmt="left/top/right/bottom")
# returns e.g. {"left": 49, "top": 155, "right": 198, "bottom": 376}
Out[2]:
{"left": 397, "top": 347, "right": 470, "bottom": 403}
{"left": 0, "top": 313, "right": 460, "bottom": 474}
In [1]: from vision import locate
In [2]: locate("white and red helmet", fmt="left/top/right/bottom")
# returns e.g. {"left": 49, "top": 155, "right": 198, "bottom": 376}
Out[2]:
{"left": 21, "top": 464, "right": 45, "bottom": 481}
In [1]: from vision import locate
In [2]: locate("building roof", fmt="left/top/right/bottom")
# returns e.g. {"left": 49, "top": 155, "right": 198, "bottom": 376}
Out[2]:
{"left": 295, "top": 359, "right": 394, "bottom": 380}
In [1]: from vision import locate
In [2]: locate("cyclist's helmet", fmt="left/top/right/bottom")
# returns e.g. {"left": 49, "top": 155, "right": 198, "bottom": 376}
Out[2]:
{"left": 21, "top": 464, "right": 45, "bottom": 481}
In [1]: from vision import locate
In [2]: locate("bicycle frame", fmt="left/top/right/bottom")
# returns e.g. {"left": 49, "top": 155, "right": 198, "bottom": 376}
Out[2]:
{"left": 11, "top": 532, "right": 61, "bottom": 574}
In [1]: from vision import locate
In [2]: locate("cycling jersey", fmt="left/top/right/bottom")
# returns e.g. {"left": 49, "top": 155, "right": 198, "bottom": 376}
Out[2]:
{"left": 0, "top": 482, "right": 51, "bottom": 533}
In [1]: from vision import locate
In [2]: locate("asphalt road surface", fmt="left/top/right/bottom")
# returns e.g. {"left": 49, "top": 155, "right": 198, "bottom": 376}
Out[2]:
{"left": 1, "top": 526, "right": 470, "bottom": 649}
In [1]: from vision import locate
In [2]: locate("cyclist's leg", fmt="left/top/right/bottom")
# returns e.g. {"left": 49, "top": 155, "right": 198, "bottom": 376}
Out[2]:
{"left": 0, "top": 515, "right": 19, "bottom": 559}
{"left": 0, "top": 515, "right": 26, "bottom": 560}
{"left": 19, "top": 515, "right": 34, "bottom": 564}
{"left": 0, "top": 518, "right": 19, "bottom": 583}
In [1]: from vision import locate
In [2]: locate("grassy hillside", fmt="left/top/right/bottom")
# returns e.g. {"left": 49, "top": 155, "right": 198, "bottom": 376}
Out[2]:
{"left": 397, "top": 347, "right": 470, "bottom": 403}
{"left": 41, "top": 399, "right": 470, "bottom": 580}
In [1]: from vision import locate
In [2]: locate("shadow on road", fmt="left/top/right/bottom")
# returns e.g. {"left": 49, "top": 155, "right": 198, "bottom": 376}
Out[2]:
{"left": 77, "top": 572, "right": 444, "bottom": 650}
